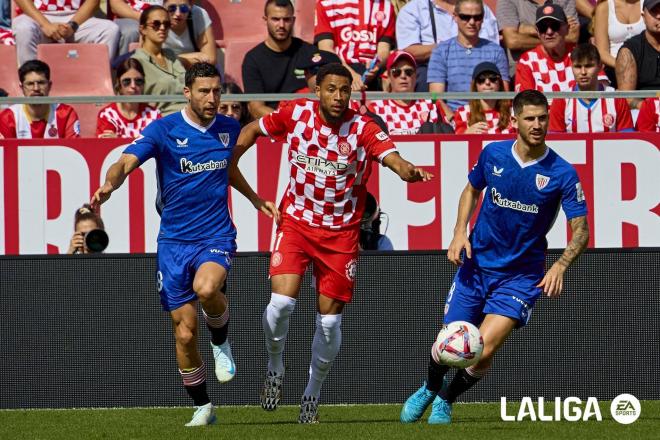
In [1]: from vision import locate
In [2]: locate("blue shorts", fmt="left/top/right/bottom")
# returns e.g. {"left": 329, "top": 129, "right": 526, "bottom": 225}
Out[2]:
{"left": 156, "top": 240, "right": 236, "bottom": 312}
{"left": 443, "top": 259, "right": 543, "bottom": 328}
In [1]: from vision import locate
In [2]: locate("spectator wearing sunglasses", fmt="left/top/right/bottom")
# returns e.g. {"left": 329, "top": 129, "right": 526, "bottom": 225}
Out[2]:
{"left": 395, "top": 0, "right": 500, "bottom": 92}
{"left": 428, "top": 0, "right": 510, "bottom": 120}
{"left": 369, "top": 50, "right": 451, "bottom": 134}
{"left": 218, "top": 82, "right": 251, "bottom": 128}
{"left": 96, "top": 58, "right": 161, "bottom": 138}
{"left": 453, "top": 62, "right": 515, "bottom": 134}
{"left": 515, "top": 3, "right": 609, "bottom": 94}
{"left": 163, "top": 0, "right": 216, "bottom": 69}
{"left": 131, "top": 5, "right": 186, "bottom": 116}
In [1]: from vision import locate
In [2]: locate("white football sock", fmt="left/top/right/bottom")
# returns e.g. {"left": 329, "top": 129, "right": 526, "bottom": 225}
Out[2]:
{"left": 304, "top": 313, "right": 342, "bottom": 399}
{"left": 262, "top": 292, "right": 297, "bottom": 374}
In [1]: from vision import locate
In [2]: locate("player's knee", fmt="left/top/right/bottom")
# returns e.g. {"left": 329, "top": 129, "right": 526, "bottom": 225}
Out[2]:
{"left": 193, "top": 278, "right": 222, "bottom": 301}
{"left": 174, "top": 324, "right": 197, "bottom": 347}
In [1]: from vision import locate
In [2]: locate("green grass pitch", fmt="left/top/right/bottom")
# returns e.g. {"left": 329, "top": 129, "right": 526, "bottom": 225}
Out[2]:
{"left": 1, "top": 401, "right": 658, "bottom": 440}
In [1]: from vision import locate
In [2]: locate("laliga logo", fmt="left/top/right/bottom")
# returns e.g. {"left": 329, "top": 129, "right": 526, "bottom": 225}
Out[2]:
{"left": 500, "top": 393, "right": 640, "bottom": 423}
{"left": 340, "top": 27, "right": 376, "bottom": 43}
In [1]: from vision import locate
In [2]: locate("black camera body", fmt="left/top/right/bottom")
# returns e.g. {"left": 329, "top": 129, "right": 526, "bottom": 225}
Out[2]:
{"left": 84, "top": 229, "right": 109, "bottom": 253}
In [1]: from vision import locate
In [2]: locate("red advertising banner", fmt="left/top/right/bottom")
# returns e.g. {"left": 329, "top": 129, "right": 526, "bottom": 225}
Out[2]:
{"left": 1, "top": 133, "right": 659, "bottom": 254}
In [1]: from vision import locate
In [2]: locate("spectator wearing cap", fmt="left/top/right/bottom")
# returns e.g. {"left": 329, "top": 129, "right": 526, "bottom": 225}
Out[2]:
{"left": 497, "top": 0, "right": 579, "bottom": 72}
{"left": 515, "top": 3, "right": 608, "bottom": 93}
{"left": 453, "top": 62, "right": 515, "bottom": 134}
{"left": 427, "top": 0, "right": 510, "bottom": 119}
{"left": 635, "top": 97, "right": 660, "bottom": 131}
{"left": 242, "top": 0, "right": 315, "bottom": 119}
{"left": 315, "top": 0, "right": 396, "bottom": 91}
{"left": 368, "top": 50, "right": 450, "bottom": 134}
{"left": 295, "top": 48, "right": 342, "bottom": 94}
{"left": 549, "top": 43, "right": 633, "bottom": 132}
{"left": 616, "top": 0, "right": 660, "bottom": 109}
{"left": 396, "top": 0, "right": 500, "bottom": 92}
{"left": 13, "top": 0, "right": 120, "bottom": 65}
{"left": 395, "top": 0, "right": 499, "bottom": 92}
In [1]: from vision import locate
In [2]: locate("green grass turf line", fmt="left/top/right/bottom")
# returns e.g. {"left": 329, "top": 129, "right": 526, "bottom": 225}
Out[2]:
{"left": 0, "top": 401, "right": 658, "bottom": 440}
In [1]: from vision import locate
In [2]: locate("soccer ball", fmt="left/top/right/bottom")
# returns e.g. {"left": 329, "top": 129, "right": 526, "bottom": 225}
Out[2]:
{"left": 433, "top": 321, "right": 484, "bottom": 368}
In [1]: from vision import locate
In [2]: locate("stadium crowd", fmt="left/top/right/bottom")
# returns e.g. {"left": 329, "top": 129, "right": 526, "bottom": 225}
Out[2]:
{"left": 0, "top": 0, "right": 659, "bottom": 138}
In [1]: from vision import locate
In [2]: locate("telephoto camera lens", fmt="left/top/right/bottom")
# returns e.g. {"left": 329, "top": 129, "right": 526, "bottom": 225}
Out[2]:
{"left": 84, "top": 229, "right": 109, "bottom": 253}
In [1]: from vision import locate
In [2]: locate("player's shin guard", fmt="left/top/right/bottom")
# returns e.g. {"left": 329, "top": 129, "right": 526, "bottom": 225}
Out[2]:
{"left": 262, "top": 292, "right": 297, "bottom": 374}
{"left": 426, "top": 354, "right": 450, "bottom": 393}
{"left": 304, "top": 313, "right": 342, "bottom": 399}
{"left": 203, "top": 307, "right": 229, "bottom": 346}
{"left": 439, "top": 364, "right": 490, "bottom": 403}
{"left": 180, "top": 363, "right": 210, "bottom": 406}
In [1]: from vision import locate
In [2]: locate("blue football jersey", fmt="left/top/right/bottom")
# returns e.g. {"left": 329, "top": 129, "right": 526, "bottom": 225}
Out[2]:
{"left": 468, "top": 140, "right": 587, "bottom": 273}
{"left": 124, "top": 110, "right": 240, "bottom": 243}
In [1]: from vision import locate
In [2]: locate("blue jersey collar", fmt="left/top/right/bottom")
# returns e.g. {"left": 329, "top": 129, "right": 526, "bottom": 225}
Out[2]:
{"left": 181, "top": 108, "right": 216, "bottom": 133}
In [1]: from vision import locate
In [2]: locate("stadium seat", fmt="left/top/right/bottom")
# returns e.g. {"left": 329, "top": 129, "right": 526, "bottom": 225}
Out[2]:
{"left": 36, "top": 44, "right": 114, "bottom": 97}
{"left": 294, "top": 0, "right": 315, "bottom": 43}
{"left": 71, "top": 103, "right": 105, "bottom": 138}
{"left": 200, "top": 0, "right": 266, "bottom": 47}
{"left": 0, "top": 45, "right": 22, "bottom": 97}
{"left": 223, "top": 39, "right": 260, "bottom": 89}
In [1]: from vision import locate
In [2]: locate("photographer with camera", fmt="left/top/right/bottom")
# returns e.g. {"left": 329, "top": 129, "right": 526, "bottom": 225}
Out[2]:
{"left": 359, "top": 192, "right": 394, "bottom": 251}
{"left": 66, "top": 204, "right": 109, "bottom": 254}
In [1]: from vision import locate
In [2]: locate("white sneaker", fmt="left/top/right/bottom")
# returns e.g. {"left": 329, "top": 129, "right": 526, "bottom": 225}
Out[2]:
{"left": 211, "top": 340, "right": 236, "bottom": 383}
{"left": 185, "top": 402, "right": 217, "bottom": 427}
{"left": 298, "top": 395, "right": 320, "bottom": 424}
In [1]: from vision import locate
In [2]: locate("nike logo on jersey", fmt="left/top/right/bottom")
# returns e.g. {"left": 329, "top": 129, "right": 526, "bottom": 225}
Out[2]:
{"left": 492, "top": 166, "right": 504, "bottom": 177}
{"left": 176, "top": 138, "right": 189, "bottom": 147}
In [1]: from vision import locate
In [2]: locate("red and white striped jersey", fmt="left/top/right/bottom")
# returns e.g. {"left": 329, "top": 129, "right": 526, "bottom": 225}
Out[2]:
{"left": 0, "top": 28, "right": 14, "bottom": 45}
{"left": 259, "top": 99, "right": 396, "bottom": 230}
{"left": 368, "top": 99, "right": 443, "bottom": 134}
{"left": 30, "top": 0, "right": 82, "bottom": 13}
{"left": 107, "top": 0, "right": 160, "bottom": 19}
{"left": 314, "top": 0, "right": 396, "bottom": 65}
{"left": 549, "top": 93, "right": 633, "bottom": 133}
{"left": 453, "top": 105, "right": 516, "bottom": 134}
{"left": 515, "top": 45, "right": 608, "bottom": 93}
{"left": 96, "top": 103, "right": 161, "bottom": 138}
{"left": 636, "top": 97, "right": 660, "bottom": 132}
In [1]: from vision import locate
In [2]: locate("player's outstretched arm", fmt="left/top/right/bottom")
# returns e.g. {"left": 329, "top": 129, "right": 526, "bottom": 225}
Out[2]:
{"left": 229, "top": 121, "right": 281, "bottom": 222}
{"left": 90, "top": 153, "right": 140, "bottom": 211}
{"left": 382, "top": 152, "right": 434, "bottom": 182}
{"left": 538, "top": 215, "right": 589, "bottom": 297}
{"left": 447, "top": 182, "right": 481, "bottom": 266}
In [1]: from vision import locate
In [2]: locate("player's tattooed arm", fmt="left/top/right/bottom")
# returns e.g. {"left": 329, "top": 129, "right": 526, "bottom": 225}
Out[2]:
{"left": 557, "top": 215, "right": 589, "bottom": 269}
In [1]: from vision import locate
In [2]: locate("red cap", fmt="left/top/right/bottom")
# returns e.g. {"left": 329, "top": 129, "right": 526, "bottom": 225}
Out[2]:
{"left": 385, "top": 50, "right": 417, "bottom": 71}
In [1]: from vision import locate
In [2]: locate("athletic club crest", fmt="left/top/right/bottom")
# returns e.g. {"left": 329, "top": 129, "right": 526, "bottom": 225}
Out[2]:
{"left": 218, "top": 132, "right": 230, "bottom": 147}
{"left": 535, "top": 174, "right": 550, "bottom": 190}
{"left": 338, "top": 141, "right": 351, "bottom": 155}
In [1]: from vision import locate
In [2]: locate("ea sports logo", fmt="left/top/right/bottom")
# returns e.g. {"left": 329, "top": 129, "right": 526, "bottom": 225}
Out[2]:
{"left": 338, "top": 141, "right": 351, "bottom": 155}
{"left": 610, "top": 394, "right": 641, "bottom": 424}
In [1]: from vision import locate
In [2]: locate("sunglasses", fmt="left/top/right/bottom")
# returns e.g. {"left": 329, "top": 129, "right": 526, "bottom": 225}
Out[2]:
{"left": 167, "top": 4, "right": 191, "bottom": 14}
{"left": 390, "top": 67, "right": 415, "bottom": 78}
{"left": 475, "top": 74, "right": 500, "bottom": 84}
{"left": 146, "top": 20, "right": 172, "bottom": 30}
{"left": 537, "top": 20, "right": 562, "bottom": 33}
{"left": 121, "top": 77, "right": 145, "bottom": 87}
{"left": 457, "top": 13, "right": 484, "bottom": 22}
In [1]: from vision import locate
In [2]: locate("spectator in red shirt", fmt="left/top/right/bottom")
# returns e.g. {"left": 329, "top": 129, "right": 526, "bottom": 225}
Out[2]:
{"left": 549, "top": 43, "right": 633, "bottom": 132}
{"left": 454, "top": 62, "right": 515, "bottom": 134}
{"left": 96, "top": 58, "right": 161, "bottom": 138}
{"left": 0, "top": 60, "right": 80, "bottom": 139}
{"left": 635, "top": 97, "right": 660, "bottom": 131}
{"left": 315, "top": 0, "right": 396, "bottom": 91}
